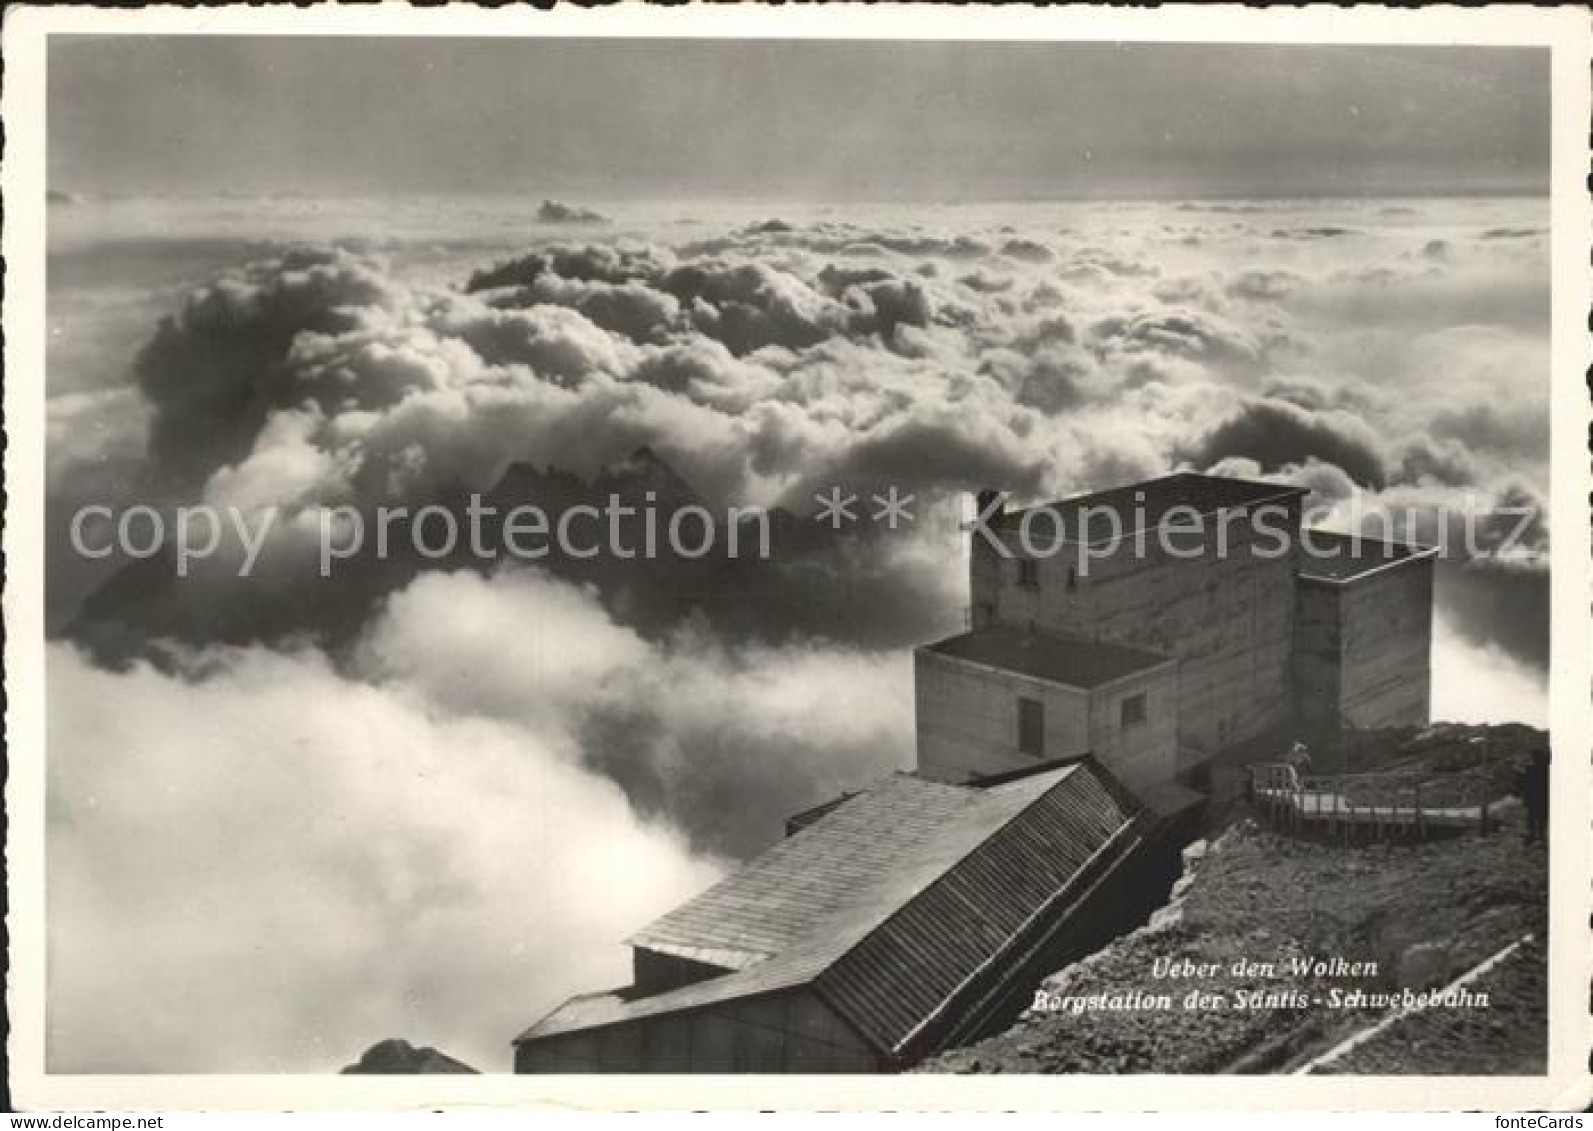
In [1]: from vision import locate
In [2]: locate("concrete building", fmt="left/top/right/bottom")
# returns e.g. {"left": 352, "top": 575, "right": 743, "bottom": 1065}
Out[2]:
{"left": 938, "top": 472, "right": 1436, "bottom": 786}
{"left": 1293, "top": 529, "right": 1437, "bottom": 730}
{"left": 513, "top": 471, "right": 1435, "bottom": 1073}
{"left": 915, "top": 625, "right": 1177, "bottom": 792}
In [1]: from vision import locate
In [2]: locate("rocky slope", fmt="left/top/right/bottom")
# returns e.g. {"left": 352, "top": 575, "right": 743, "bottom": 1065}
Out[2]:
{"left": 922, "top": 728, "right": 1550, "bottom": 1075}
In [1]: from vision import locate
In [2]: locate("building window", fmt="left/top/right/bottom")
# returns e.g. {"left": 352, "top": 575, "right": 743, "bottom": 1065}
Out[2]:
{"left": 1017, "top": 559, "right": 1039, "bottom": 589}
{"left": 1018, "top": 697, "right": 1045, "bottom": 756}
{"left": 1121, "top": 693, "right": 1147, "bottom": 729}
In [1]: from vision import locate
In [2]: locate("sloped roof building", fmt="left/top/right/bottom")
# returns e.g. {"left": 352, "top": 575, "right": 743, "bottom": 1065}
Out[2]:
{"left": 515, "top": 758, "right": 1180, "bottom": 1072}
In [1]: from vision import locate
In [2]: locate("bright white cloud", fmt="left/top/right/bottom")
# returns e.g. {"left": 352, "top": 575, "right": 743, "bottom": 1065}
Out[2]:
{"left": 1430, "top": 615, "right": 1548, "bottom": 728}
{"left": 48, "top": 566, "right": 918, "bottom": 1071}
{"left": 359, "top": 569, "right": 916, "bottom": 854}
{"left": 46, "top": 640, "right": 719, "bottom": 1073}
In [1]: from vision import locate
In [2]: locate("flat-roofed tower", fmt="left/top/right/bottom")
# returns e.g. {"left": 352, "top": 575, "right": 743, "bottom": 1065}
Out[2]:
{"left": 968, "top": 473, "right": 1308, "bottom": 772}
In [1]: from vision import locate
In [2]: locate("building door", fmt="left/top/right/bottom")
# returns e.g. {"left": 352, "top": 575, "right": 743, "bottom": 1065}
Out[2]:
{"left": 1018, "top": 697, "right": 1045, "bottom": 757}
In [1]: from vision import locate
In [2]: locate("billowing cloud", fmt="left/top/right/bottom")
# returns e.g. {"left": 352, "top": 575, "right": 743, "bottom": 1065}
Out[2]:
{"left": 1191, "top": 396, "right": 1388, "bottom": 489}
{"left": 134, "top": 248, "right": 409, "bottom": 487}
{"left": 980, "top": 343, "right": 1108, "bottom": 414}
{"left": 357, "top": 569, "right": 915, "bottom": 856}
{"left": 1430, "top": 400, "right": 1551, "bottom": 461}
{"left": 69, "top": 208, "right": 1554, "bottom": 678}
{"left": 1000, "top": 237, "right": 1054, "bottom": 264}
{"left": 48, "top": 198, "right": 1552, "bottom": 1072}
{"left": 1224, "top": 269, "right": 1305, "bottom": 303}
{"left": 1089, "top": 308, "right": 1270, "bottom": 372}
{"left": 1271, "top": 225, "right": 1359, "bottom": 240}
{"left": 46, "top": 387, "right": 149, "bottom": 492}
{"left": 1258, "top": 374, "right": 1376, "bottom": 414}
{"left": 1438, "top": 552, "right": 1550, "bottom": 670}
{"left": 1396, "top": 434, "right": 1478, "bottom": 488}
{"left": 48, "top": 564, "right": 921, "bottom": 1071}
{"left": 46, "top": 639, "right": 719, "bottom": 1073}
{"left": 487, "top": 274, "right": 681, "bottom": 344}
{"left": 465, "top": 243, "right": 673, "bottom": 292}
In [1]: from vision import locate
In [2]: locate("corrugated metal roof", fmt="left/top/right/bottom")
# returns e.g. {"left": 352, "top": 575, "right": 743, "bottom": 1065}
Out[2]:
{"left": 816, "top": 766, "right": 1136, "bottom": 1053}
{"left": 517, "top": 760, "right": 1141, "bottom": 1051}
{"left": 925, "top": 624, "right": 1171, "bottom": 689}
{"left": 628, "top": 774, "right": 973, "bottom": 969}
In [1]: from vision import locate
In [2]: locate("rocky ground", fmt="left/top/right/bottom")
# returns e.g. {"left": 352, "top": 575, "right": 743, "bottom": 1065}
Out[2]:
{"left": 922, "top": 726, "right": 1550, "bottom": 1075}
{"left": 1317, "top": 935, "right": 1546, "bottom": 1075}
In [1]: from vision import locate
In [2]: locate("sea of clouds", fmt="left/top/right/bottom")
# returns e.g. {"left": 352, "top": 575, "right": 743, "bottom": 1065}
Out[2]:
{"left": 44, "top": 195, "right": 1550, "bottom": 1071}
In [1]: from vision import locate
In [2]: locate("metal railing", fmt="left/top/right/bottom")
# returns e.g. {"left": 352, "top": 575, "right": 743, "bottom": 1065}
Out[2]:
{"left": 1249, "top": 760, "right": 1501, "bottom": 842}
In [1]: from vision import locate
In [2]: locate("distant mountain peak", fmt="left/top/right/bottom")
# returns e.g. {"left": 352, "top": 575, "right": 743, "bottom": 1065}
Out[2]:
{"left": 341, "top": 1038, "right": 477, "bottom": 1075}
{"left": 597, "top": 445, "right": 701, "bottom": 505}
{"left": 537, "top": 199, "right": 610, "bottom": 224}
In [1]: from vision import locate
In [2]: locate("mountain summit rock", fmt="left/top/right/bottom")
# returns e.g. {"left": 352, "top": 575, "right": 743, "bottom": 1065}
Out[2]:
{"left": 341, "top": 1038, "right": 478, "bottom": 1075}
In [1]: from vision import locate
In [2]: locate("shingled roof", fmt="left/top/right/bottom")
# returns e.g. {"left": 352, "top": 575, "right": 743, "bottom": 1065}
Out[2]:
{"left": 516, "top": 759, "right": 1144, "bottom": 1057}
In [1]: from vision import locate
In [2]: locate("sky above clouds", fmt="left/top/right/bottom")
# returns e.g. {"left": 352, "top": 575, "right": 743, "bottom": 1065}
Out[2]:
{"left": 49, "top": 38, "right": 1550, "bottom": 200}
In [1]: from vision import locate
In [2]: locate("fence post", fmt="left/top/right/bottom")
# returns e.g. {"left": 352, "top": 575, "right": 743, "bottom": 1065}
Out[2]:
{"left": 1479, "top": 740, "right": 1491, "bottom": 836}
